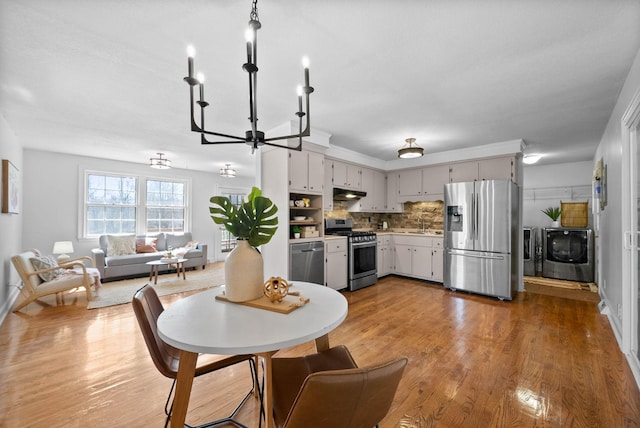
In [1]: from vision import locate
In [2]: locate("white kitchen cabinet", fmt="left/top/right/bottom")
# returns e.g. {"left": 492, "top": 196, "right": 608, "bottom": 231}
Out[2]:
{"left": 385, "top": 173, "right": 403, "bottom": 212}
{"left": 449, "top": 161, "right": 479, "bottom": 183}
{"left": 289, "top": 150, "right": 324, "bottom": 194}
{"left": 332, "top": 160, "right": 361, "bottom": 190}
{"left": 478, "top": 157, "right": 514, "bottom": 181}
{"left": 392, "top": 235, "right": 442, "bottom": 282}
{"left": 377, "top": 235, "right": 393, "bottom": 277}
{"left": 449, "top": 156, "right": 515, "bottom": 183}
{"left": 422, "top": 165, "right": 449, "bottom": 200}
{"left": 351, "top": 168, "right": 386, "bottom": 212}
{"left": 325, "top": 238, "right": 348, "bottom": 290}
{"left": 324, "top": 161, "right": 334, "bottom": 211}
{"left": 397, "top": 169, "right": 422, "bottom": 202}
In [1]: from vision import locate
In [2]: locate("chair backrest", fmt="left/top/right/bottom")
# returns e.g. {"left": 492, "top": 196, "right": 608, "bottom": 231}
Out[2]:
{"left": 283, "top": 356, "right": 408, "bottom": 428}
{"left": 11, "top": 251, "right": 42, "bottom": 291}
{"left": 132, "top": 285, "right": 181, "bottom": 379}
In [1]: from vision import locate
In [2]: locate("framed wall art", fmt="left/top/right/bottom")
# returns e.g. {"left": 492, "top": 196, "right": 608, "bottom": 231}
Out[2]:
{"left": 2, "top": 159, "right": 19, "bottom": 214}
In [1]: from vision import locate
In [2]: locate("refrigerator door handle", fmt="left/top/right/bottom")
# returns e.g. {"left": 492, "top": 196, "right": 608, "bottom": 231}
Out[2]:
{"left": 447, "top": 250, "right": 505, "bottom": 261}
{"left": 471, "top": 193, "right": 476, "bottom": 240}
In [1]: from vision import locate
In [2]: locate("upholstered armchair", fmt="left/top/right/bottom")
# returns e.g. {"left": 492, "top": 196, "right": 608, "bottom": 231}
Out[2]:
{"left": 11, "top": 251, "right": 98, "bottom": 312}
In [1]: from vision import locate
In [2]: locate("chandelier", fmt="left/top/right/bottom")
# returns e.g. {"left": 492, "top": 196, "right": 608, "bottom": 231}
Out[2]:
{"left": 184, "top": 0, "right": 314, "bottom": 153}
{"left": 220, "top": 164, "right": 237, "bottom": 178}
{"left": 397, "top": 138, "right": 424, "bottom": 159}
{"left": 149, "top": 153, "right": 172, "bottom": 169}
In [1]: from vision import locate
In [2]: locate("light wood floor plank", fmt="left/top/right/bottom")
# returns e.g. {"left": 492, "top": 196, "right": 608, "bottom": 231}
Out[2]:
{"left": 1, "top": 271, "right": 638, "bottom": 427}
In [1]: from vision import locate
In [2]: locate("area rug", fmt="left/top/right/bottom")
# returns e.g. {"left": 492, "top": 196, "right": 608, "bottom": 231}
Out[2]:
{"left": 87, "top": 263, "right": 224, "bottom": 309}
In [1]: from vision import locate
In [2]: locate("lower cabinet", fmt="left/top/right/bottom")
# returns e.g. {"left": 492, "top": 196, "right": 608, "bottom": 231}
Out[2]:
{"left": 325, "top": 238, "right": 347, "bottom": 290}
{"left": 377, "top": 235, "right": 393, "bottom": 277}
{"left": 392, "top": 235, "right": 443, "bottom": 283}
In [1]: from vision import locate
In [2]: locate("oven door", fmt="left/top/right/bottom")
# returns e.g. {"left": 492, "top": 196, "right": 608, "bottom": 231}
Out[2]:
{"left": 349, "top": 241, "right": 377, "bottom": 280}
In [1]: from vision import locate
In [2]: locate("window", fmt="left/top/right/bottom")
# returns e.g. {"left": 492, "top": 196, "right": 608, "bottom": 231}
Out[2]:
{"left": 146, "top": 180, "right": 185, "bottom": 233}
{"left": 86, "top": 174, "right": 137, "bottom": 235}
{"left": 84, "top": 172, "right": 189, "bottom": 238}
{"left": 219, "top": 191, "right": 246, "bottom": 253}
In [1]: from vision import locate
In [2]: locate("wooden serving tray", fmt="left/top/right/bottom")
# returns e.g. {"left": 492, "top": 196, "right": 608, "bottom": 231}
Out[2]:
{"left": 215, "top": 294, "right": 309, "bottom": 314}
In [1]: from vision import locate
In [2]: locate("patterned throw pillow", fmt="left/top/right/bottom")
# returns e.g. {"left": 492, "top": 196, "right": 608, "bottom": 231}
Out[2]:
{"left": 30, "top": 256, "right": 65, "bottom": 282}
{"left": 106, "top": 235, "right": 136, "bottom": 256}
{"left": 136, "top": 237, "right": 158, "bottom": 253}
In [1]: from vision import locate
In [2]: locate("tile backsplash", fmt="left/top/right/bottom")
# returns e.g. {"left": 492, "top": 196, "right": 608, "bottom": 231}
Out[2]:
{"left": 325, "top": 200, "right": 444, "bottom": 231}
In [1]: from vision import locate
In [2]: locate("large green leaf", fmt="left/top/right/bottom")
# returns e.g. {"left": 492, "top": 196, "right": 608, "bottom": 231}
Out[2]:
{"left": 209, "top": 187, "right": 278, "bottom": 247}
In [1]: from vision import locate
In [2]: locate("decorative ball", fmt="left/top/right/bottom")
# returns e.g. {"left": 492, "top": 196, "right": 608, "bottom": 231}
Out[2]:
{"left": 263, "top": 277, "right": 289, "bottom": 303}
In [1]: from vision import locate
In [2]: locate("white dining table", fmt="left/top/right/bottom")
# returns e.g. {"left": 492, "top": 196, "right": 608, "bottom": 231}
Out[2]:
{"left": 157, "top": 281, "right": 349, "bottom": 428}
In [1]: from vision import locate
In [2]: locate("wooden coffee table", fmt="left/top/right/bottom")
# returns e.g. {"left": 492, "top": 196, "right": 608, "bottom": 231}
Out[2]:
{"left": 146, "top": 259, "right": 187, "bottom": 285}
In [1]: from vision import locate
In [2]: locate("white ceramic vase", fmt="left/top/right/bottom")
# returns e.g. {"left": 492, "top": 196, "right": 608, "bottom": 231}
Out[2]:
{"left": 224, "top": 239, "right": 264, "bottom": 302}
{"left": 551, "top": 220, "right": 560, "bottom": 228}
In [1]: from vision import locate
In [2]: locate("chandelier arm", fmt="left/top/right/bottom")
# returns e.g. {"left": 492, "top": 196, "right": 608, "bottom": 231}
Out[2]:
{"left": 262, "top": 140, "right": 302, "bottom": 151}
{"left": 188, "top": 85, "right": 203, "bottom": 132}
{"left": 250, "top": 27, "right": 259, "bottom": 142}
{"left": 200, "top": 134, "right": 247, "bottom": 145}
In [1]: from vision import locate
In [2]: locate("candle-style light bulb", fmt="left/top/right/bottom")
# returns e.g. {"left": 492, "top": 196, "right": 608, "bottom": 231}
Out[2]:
{"left": 245, "top": 29, "right": 254, "bottom": 64}
{"left": 302, "top": 56, "right": 310, "bottom": 88}
{"left": 187, "top": 45, "right": 196, "bottom": 78}
{"left": 196, "top": 72, "right": 205, "bottom": 102}
{"left": 297, "top": 85, "right": 303, "bottom": 112}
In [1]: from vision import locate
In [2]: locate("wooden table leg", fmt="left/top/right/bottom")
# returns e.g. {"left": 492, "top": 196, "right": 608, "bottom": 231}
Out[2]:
{"left": 153, "top": 266, "right": 158, "bottom": 285}
{"left": 170, "top": 350, "right": 198, "bottom": 428}
{"left": 314, "top": 333, "right": 330, "bottom": 352}
{"left": 258, "top": 351, "right": 276, "bottom": 428}
{"left": 181, "top": 262, "right": 186, "bottom": 280}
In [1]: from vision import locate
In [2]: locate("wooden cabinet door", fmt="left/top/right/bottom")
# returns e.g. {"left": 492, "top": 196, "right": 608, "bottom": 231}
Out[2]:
{"left": 478, "top": 157, "right": 514, "bottom": 181}
{"left": 346, "top": 164, "right": 361, "bottom": 189}
{"left": 359, "top": 168, "right": 374, "bottom": 211}
{"left": 307, "top": 152, "right": 324, "bottom": 193}
{"left": 324, "top": 161, "right": 334, "bottom": 211}
{"left": 372, "top": 170, "right": 386, "bottom": 210}
{"left": 398, "top": 169, "right": 422, "bottom": 199}
{"left": 394, "top": 244, "right": 412, "bottom": 276}
{"left": 449, "top": 161, "right": 479, "bottom": 183}
{"left": 289, "top": 150, "right": 308, "bottom": 191}
{"left": 412, "top": 246, "right": 432, "bottom": 279}
{"left": 332, "top": 161, "right": 348, "bottom": 188}
{"left": 431, "top": 248, "right": 444, "bottom": 282}
{"left": 422, "top": 165, "right": 449, "bottom": 198}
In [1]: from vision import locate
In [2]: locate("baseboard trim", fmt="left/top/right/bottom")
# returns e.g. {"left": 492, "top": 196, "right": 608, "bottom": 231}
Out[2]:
{"left": 0, "top": 284, "right": 20, "bottom": 326}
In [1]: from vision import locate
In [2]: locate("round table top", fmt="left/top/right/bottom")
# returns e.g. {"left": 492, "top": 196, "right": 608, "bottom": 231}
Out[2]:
{"left": 157, "top": 282, "right": 348, "bottom": 355}
{"left": 146, "top": 258, "right": 187, "bottom": 265}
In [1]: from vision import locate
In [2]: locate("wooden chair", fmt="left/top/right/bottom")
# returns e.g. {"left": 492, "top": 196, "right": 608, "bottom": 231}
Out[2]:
{"left": 270, "top": 345, "right": 407, "bottom": 428}
{"left": 11, "top": 251, "right": 97, "bottom": 311}
{"left": 132, "top": 285, "right": 260, "bottom": 428}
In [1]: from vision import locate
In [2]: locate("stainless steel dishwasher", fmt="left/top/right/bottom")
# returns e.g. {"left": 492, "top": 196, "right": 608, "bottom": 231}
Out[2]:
{"left": 289, "top": 241, "right": 324, "bottom": 285}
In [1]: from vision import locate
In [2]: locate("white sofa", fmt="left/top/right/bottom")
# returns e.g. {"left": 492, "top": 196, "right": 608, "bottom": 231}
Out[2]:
{"left": 92, "top": 232, "right": 207, "bottom": 282}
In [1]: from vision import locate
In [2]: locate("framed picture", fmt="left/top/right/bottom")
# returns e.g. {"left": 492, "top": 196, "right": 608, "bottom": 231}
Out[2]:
{"left": 2, "top": 159, "right": 19, "bottom": 214}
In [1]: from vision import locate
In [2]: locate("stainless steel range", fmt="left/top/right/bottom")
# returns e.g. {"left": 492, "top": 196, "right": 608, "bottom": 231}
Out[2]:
{"left": 325, "top": 218, "right": 377, "bottom": 291}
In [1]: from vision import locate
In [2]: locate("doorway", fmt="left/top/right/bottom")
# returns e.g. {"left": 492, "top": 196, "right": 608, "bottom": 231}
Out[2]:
{"left": 622, "top": 89, "right": 640, "bottom": 383}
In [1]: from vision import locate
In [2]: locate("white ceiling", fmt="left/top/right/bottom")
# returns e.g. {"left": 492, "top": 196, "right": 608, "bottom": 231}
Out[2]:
{"left": 1, "top": 1, "right": 639, "bottom": 179}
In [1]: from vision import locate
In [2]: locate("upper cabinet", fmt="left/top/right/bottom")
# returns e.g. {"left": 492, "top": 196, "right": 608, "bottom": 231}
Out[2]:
{"left": 421, "top": 165, "right": 449, "bottom": 200}
{"left": 448, "top": 161, "right": 479, "bottom": 183}
{"left": 449, "top": 157, "right": 515, "bottom": 183}
{"left": 332, "top": 160, "right": 361, "bottom": 190}
{"left": 289, "top": 150, "right": 324, "bottom": 194}
{"left": 324, "top": 161, "right": 334, "bottom": 211}
{"left": 397, "top": 169, "right": 422, "bottom": 201}
{"left": 350, "top": 167, "right": 386, "bottom": 212}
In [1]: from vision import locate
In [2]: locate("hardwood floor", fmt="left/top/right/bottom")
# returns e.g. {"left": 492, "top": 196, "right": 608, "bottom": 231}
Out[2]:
{"left": 1, "top": 272, "right": 639, "bottom": 427}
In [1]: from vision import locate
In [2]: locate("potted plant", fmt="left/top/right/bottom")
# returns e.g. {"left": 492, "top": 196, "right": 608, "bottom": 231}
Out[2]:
{"left": 541, "top": 206, "right": 562, "bottom": 227}
{"left": 292, "top": 226, "right": 302, "bottom": 239}
{"left": 209, "top": 187, "right": 278, "bottom": 301}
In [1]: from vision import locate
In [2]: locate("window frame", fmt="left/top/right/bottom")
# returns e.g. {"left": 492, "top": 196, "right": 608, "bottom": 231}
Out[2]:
{"left": 81, "top": 170, "right": 190, "bottom": 239}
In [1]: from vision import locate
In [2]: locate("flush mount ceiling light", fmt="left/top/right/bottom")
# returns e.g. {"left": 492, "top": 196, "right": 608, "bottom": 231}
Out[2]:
{"left": 523, "top": 154, "right": 542, "bottom": 165}
{"left": 183, "top": 0, "right": 314, "bottom": 154}
{"left": 398, "top": 138, "right": 424, "bottom": 159}
{"left": 149, "top": 153, "right": 172, "bottom": 169}
{"left": 220, "top": 164, "right": 237, "bottom": 178}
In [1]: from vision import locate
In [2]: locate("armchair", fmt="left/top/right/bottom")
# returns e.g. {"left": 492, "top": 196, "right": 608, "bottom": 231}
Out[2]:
{"left": 11, "top": 251, "right": 98, "bottom": 312}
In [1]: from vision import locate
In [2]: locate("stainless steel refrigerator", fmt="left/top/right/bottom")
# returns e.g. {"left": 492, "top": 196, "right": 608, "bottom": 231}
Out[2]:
{"left": 444, "top": 180, "right": 518, "bottom": 300}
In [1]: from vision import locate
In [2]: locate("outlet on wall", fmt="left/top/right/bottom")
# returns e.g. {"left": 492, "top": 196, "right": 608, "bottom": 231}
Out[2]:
{"left": 617, "top": 303, "right": 623, "bottom": 318}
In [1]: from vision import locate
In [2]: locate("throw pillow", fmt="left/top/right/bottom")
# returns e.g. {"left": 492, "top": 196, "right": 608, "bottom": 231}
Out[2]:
{"left": 136, "top": 237, "right": 158, "bottom": 253}
{"left": 30, "top": 256, "right": 65, "bottom": 282}
{"left": 106, "top": 234, "right": 136, "bottom": 257}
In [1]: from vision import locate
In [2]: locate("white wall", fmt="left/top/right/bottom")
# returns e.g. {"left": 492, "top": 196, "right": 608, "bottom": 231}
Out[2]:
{"left": 594, "top": 47, "right": 640, "bottom": 334}
{"left": 0, "top": 115, "right": 23, "bottom": 320}
{"left": 522, "top": 161, "right": 594, "bottom": 229}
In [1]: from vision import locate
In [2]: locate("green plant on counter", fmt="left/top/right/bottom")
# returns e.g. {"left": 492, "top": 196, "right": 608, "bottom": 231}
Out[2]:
{"left": 541, "top": 206, "right": 561, "bottom": 221}
{"left": 209, "top": 187, "right": 278, "bottom": 247}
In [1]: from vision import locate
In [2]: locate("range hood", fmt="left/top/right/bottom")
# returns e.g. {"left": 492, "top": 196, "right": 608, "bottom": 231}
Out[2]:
{"left": 333, "top": 187, "right": 367, "bottom": 201}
